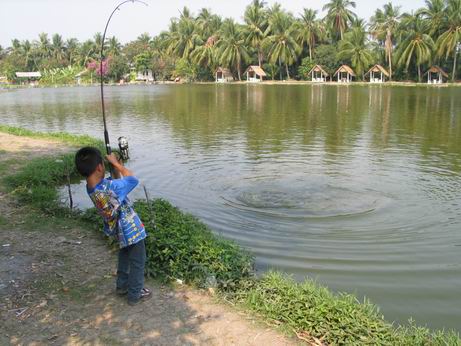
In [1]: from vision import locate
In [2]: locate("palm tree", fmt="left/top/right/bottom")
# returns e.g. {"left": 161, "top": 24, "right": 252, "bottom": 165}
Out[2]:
{"left": 337, "top": 27, "right": 374, "bottom": 78}
{"left": 217, "top": 19, "right": 250, "bottom": 80}
{"left": 396, "top": 13, "right": 434, "bottom": 81}
{"left": 107, "top": 37, "right": 122, "bottom": 57}
{"left": 192, "top": 36, "right": 217, "bottom": 68}
{"left": 51, "top": 34, "right": 65, "bottom": 62}
{"left": 37, "top": 33, "right": 51, "bottom": 59}
{"left": 435, "top": 0, "right": 461, "bottom": 81}
{"left": 323, "top": 0, "right": 357, "bottom": 41}
{"left": 167, "top": 15, "right": 201, "bottom": 59}
{"left": 243, "top": 0, "right": 267, "bottom": 66}
{"left": 417, "top": 0, "right": 447, "bottom": 37}
{"left": 370, "top": 2, "right": 401, "bottom": 80}
{"left": 294, "top": 9, "right": 325, "bottom": 59}
{"left": 65, "top": 38, "right": 79, "bottom": 65}
{"left": 264, "top": 11, "right": 299, "bottom": 79}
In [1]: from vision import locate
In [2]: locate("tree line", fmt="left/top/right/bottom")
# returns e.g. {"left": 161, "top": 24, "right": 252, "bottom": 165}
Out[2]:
{"left": 1, "top": 0, "right": 460, "bottom": 83}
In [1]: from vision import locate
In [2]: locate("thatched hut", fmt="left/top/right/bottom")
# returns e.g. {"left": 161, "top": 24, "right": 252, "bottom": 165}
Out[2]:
{"left": 216, "top": 67, "right": 233, "bottom": 83}
{"left": 365, "top": 65, "right": 389, "bottom": 83}
{"left": 245, "top": 65, "right": 266, "bottom": 83}
{"left": 308, "top": 65, "right": 329, "bottom": 82}
{"left": 334, "top": 65, "right": 355, "bottom": 83}
{"left": 425, "top": 66, "right": 448, "bottom": 84}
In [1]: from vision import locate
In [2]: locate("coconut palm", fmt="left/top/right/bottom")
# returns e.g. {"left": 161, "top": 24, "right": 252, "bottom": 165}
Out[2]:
{"left": 264, "top": 11, "right": 299, "bottom": 79}
{"left": 217, "top": 19, "right": 250, "bottom": 80}
{"left": 417, "top": 0, "right": 447, "bottom": 37}
{"left": 396, "top": 13, "right": 434, "bottom": 81}
{"left": 65, "top": 38, "right": 79, "bottom": 65}
{"left": 167, "top": 16, "right": 201, "bottom": 59}
{"left": 107, "top": 37, "right": 122, "bottom": 57}
{"left": 243, "top": 0, "right": 268, "bottom": 66}
{"left": 192, "top": 36, "right": 216, "bottom": 68}
{"left": 294, "top": 9, "right": 325, "bottom": 59}
{"left": 370, "top": 2, "right": 401, "bottom": 80}
{"left": 37, "top": 33, "right": 51, "bottom": 59}
{"left": 51, "top": 34, "right": 65, "bottom": 62}
{"left": 323, "top": 0, "right": 357, "bottom": 41}
{"left": 435, "top": 0, "right": 461, "bottom": 81}
{"left": 337, "top": 27, "right": 374, "bottom": 78}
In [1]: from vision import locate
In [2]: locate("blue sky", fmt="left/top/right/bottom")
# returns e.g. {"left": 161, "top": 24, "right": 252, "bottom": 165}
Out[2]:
{"left": 1, "top": 0, "right": 424, "bottom": 47}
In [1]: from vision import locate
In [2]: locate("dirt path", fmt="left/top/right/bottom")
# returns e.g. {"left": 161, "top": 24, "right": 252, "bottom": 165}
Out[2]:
{"left": 0, "top": 133, "right": 297, "bottom": 346}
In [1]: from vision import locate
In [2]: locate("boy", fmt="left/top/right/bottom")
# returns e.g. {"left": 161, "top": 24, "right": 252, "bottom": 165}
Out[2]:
{"left": 75, "top": 147, "right": 151, "bottom": 305}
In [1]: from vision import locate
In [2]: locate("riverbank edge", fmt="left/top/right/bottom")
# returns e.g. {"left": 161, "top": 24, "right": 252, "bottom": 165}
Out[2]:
{"left": 0, "top": 125, "right": 459, "bottom": 345}
{"left": 1, "top": 79, "right": 461, "bottom": 90}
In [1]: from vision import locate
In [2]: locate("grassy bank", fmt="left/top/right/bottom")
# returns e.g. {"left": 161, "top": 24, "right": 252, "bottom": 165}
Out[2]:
{"left": 1, "top": 126, "right": 460, "bottom": 345}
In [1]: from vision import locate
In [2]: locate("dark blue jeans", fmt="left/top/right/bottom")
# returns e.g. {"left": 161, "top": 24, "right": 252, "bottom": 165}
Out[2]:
{"left": 116, "top": 239, "right": 146, "bottom": 302}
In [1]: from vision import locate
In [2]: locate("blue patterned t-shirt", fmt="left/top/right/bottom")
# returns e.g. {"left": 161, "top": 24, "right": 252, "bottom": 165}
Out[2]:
{"left": 87, "top": 176, "right": 146, "bottom": 248}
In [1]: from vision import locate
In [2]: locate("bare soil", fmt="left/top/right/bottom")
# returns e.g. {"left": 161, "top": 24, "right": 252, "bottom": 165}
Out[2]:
{"left": 0, "top": 133, "right": 297, "bottom": 346}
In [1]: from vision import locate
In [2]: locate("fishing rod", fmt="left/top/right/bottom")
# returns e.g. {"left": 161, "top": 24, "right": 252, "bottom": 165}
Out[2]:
{"left": 100, "top": 0, "right": 148, "bottom": 159}
{"left": 99, "top": 0, "right": 156, "bottom": 228}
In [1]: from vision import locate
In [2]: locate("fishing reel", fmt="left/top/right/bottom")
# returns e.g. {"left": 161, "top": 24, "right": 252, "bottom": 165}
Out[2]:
{"left": 118, "top": 136, "right": 130, "bottom": 161}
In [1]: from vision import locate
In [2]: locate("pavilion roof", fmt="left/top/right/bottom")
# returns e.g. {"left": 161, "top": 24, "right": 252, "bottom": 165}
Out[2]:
{"left": 308, "top": 65, "right": 329, "bottom": 76}
{"left": 424, "top": 66, "right": 449, "bottom": 78}
{"left": 245, "top": 65, "right": 267, "bottom": 77}
{"left": 334, "top": 65, "right": 356, "bottom": 77}
{"left": 216, "top": 67, "right": 232, "bottom": 76}
{"left": 365, "top": 64, "right": 390, "bottom": 77}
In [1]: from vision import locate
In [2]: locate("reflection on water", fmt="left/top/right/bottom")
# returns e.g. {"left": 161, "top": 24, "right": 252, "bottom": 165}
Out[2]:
{"left": 1, "top": 84, "right": 461, "bottom": 331}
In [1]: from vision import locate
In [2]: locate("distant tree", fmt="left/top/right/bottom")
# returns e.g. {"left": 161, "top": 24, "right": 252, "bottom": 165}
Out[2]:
{"left": 323, "top": 0, "right": 357, "bottom": 41}
{"left": 337, "top": 27, "right": 374, "bottom": 78}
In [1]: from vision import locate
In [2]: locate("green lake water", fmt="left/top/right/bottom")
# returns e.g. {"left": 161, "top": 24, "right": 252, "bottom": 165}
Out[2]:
{"left": 1, "top": 84, "right": 460, "bottom": 330}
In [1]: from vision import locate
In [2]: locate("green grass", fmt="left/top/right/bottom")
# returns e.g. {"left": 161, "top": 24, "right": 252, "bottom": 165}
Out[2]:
{"left": 0, "top": 125, "right": 101, "bottom": 147}
{"left": 1, "top": 126, "right": 460, "bottom": 345}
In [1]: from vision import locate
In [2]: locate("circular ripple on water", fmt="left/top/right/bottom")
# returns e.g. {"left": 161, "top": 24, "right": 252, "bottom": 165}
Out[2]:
{"left": 221, "top": 177, "right": 393, "bottom": 219}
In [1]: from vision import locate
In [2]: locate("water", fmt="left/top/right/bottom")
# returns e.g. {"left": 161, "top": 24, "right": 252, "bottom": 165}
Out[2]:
{"left": 1, "top": 84, "right": 461, "bottom": 330}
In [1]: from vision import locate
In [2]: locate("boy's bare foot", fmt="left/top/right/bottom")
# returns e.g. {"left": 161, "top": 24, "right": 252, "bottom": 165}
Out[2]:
{"left": 128, "top": 287, "right": 152, "bottom": 306}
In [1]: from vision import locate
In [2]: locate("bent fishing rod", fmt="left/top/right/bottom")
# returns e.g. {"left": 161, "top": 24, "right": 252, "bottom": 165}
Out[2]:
{"left": 100, "top": 0, "right": 147, "bottom": 159}
{"left": 99, "top": 0, "right": 155, "bottom": 226}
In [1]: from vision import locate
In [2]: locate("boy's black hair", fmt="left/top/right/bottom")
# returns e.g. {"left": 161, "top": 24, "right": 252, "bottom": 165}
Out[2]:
{"left": 75, "top": 147, "right": 103, "bottom": 177}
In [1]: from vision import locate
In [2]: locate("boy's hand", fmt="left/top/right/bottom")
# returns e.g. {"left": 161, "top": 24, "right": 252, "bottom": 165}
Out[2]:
{"left": 106, "top": 153, "right": 120, "bottom": 166}
{"left": 106, "top": 153, "right": 133, "bottom": 177}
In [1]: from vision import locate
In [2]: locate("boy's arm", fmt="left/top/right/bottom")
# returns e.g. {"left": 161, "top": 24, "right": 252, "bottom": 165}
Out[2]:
{"left": 106, "top": 154, "right": 134, "bottom": 177}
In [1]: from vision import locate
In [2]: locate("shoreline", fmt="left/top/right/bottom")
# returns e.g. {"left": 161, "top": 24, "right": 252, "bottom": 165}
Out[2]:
{"left": 1, "top": 79, "right": 461, "bottom": 90}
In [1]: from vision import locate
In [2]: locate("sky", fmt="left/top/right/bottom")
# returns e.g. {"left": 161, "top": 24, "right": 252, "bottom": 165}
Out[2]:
{"left": 0, "top": 0, "right": 424, "bottom": 47}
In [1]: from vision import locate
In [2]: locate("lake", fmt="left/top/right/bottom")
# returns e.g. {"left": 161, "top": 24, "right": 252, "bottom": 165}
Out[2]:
{"left": 1, "top": 84, "right": 460, "bottom": 330}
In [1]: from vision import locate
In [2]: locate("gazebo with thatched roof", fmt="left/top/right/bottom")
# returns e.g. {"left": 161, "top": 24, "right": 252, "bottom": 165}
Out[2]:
{"left": 334, "top": 65, "right": 355, "bottom": 83}
{"left": 216, "top": 67, "right": 233, "bottom": 83}
{"left": 245, "top": 65, "right": 266, "bottom": 83}
{"left": 365, "top": 64, "right": 389, "bottom": 83}
{"left": 425, "top": 66, "right": 448, "bottom": 84}
{"left": 308, "top": 65, "right": 329, "bottom": 82}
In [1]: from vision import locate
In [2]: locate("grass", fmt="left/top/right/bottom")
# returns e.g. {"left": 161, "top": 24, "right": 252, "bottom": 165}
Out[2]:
{"left": 1, "top": 126, "right": 460, "bottom": 345}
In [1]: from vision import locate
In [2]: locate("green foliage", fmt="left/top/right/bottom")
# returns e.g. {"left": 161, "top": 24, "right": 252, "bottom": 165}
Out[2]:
{"left": 135, "top": 200, "right": 254, "bottom": 288}
{"left": 229, "top": 272, "right": 460, "bottom": 345}
{"left": 298, "top": 57, "right": 316, "bottom": 80}
{"left": 313, "top": 44, "right": 341, "bottom": 75}
{"left": 174, "top": 58, "right": 199, "bottom": 81}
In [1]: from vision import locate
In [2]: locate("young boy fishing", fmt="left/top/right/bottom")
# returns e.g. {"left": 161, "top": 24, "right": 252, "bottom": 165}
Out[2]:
{"left": 75, "top": 147, "right": 152, "bottom": 305}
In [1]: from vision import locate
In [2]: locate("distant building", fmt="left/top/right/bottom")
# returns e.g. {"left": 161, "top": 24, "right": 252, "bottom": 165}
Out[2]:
{"left": 425, "top": 66, "right": 448, "bottom": 84}
{"left": 245, "top": 65, "right": 266, "bottom": 83}
{"left": 216, "top": 67, "right": 233, "bottom": 83}
{"left": 308, "top": 65, "right": 329, "bottom": 82}
{"left": 334, "top": 65, "right": 355, "bottom": 83}
{"left": 15, "top": 71, "right": 41, "bottom": 86}
{"left": 75, "top": 71, "right": 86, "bottom": 85}
{"left": 365, "top": 65, "right": 389, "bottom": 83}
{"left": 136, "top": 69, "right": 154, "bottom": 82}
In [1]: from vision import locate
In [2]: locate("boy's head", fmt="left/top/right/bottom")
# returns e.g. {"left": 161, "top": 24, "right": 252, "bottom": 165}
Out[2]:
{"left": 75, "top": 147, "right": 104, "bottom": 178}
